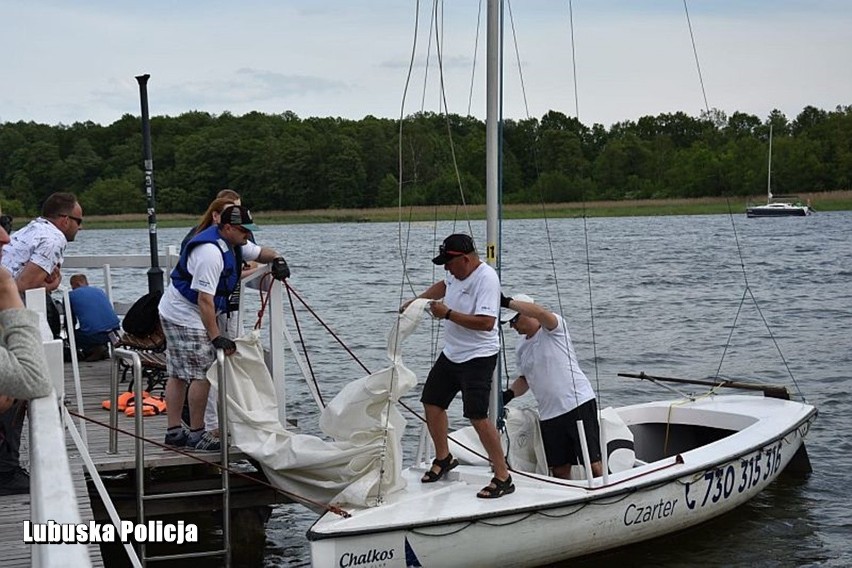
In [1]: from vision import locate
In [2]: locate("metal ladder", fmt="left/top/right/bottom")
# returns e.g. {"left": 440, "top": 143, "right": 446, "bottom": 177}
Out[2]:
{"left": 110, "top": 348, "right": 232, "bottom": 566}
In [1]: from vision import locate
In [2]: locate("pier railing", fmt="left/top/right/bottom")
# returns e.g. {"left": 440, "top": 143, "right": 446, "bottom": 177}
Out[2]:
{"left": 63, "top": 250, "right": 180, "bottom": 314}
{"left": 25, "top": 291, "right": 92, "bottom": 567}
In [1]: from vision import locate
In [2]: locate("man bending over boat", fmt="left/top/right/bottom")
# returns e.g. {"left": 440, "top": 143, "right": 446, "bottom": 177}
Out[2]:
{"left": 403, "top": 233, "right": 514, "bottom": 499}
{"left": 159, "top": 205, "right": 290, "bottom": 452}
{"left": 501, "top": 294, "right": 603, "bottom": 479}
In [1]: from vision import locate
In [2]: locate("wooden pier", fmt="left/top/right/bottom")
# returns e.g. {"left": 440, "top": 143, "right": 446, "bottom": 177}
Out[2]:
{"left": 2, "top": 357, "right": 290, "bottom": 567}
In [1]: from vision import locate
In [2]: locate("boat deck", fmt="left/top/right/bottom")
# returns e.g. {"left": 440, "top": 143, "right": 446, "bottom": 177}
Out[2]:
{"left": 1, "top": 357, "right": 288, "bottom": 567}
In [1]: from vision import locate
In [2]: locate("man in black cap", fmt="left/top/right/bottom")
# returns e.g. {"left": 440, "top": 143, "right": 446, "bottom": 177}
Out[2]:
{"left": 403, "top": 233, "right": 514, "bottom": 498}
{"left": 158, "top": 204, "right": 291, "bottom": 452}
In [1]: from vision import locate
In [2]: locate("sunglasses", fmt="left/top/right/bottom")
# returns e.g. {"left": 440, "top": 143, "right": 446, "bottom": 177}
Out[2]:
{"left": 508, "top": 314, "right": 521, "bottom": 327}
{"left": 63, "top": 214, "right": 83, "bottom": 226}
{"left": 439, "top": 244, "right": 467, "bottom": 257}
{"left": 446, "top": 253, "right": 467, "bottom": 266}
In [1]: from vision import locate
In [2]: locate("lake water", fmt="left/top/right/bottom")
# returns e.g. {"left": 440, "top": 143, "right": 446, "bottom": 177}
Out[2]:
{"left": 67, "top": 211, "right": 851, "bottom": 567}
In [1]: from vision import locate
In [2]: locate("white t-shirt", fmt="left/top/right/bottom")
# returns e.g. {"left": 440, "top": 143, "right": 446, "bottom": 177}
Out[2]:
{"left": 159, "top": 239, "right": 261, "bottom": 330}
{"left": 1, "top": 217, "right": 67, "bottom": 278}
{"left": 515, "top": 314, "right": 595, "bottom": 420}
{"left": 442, "top": 262, "right": 500, "bottom": 363}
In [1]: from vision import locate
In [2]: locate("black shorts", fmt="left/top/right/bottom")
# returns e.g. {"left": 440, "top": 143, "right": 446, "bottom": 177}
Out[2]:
{"left": 540, "top": 399, "right": 602, "bottom": 468}
{"left": 420, "top": 353, "right": 498, "bottom": 420}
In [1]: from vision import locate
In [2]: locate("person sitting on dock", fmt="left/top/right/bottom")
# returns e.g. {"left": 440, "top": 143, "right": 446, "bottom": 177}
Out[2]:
{"left": 159, "top": 205, "right": 291, "bottom": 452}
{"left": 68, "top": 273, "right": 120, "bottom": 362}
{"left": 500, "top": 293, "right": 603, "bottom": 479}
{"left": 0, "top": 203, "right": 53, "bottom": 496}
{"left": 403, "top": 233, "right": 514, "bottom": 499}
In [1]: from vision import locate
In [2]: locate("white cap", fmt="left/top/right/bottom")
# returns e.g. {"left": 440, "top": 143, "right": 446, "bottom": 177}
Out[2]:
{"left": 500, "top": 293, "right": 534, "bottom": 324}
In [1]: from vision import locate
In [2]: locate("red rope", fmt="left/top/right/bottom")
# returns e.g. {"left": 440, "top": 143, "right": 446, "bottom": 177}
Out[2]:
{"left": 283, "top": 282, "right": 325, "bottom": 408}
{"left": 67, "top": 408, "right": 350, "bottom": 517}
{"left": 253, "top": 273, "right": 275, "bottom": 330}
{"left": 284, "top": 282, "right": 371, "bottom": 375}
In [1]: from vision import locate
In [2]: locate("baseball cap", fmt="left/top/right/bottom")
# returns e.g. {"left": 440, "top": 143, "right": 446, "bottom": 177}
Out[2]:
{"left": 432, "top": 233, "right": 475, "bottom": 265}
{"left": 501, "top": 293, "right": 534, "bottom": 324}
{"left": 220, "top": 204, "right": 261, "bottom": 233}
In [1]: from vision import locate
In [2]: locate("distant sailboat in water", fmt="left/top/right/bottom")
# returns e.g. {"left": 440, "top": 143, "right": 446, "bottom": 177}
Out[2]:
{"left": 747, "top": 125, "right": 814, "bottom": 217}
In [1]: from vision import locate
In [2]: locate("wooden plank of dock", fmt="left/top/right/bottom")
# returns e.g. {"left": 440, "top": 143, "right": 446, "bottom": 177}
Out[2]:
{"left": 1, "top": 356, "right": 287, "bottom": 566}
{"left": 5, "top": 414, "right": 105, "bottom": 567}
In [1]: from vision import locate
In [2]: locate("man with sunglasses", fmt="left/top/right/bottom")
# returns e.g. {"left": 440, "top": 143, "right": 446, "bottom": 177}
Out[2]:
{"left": 0, "top": 192, "right": 82, "bottom": 495}
{"left": 1, "top": 192, "right": 82, "bottom": 295}
{"left": 501, "top": 294, "right": 603, "bottom": 479}
{"left": 159, "top": 204, "right": 291, "bottom": 452}
{"left": 404, "top": 233, "right": 514, "bottom": 499}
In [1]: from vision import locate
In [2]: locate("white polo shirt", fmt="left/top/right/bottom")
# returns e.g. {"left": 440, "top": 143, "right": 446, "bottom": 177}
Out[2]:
{"left": 515, "top": 314, "right": 595, "bottom": 420}
{"left": 442, "top": 262, "right": 500, "bottom": 363}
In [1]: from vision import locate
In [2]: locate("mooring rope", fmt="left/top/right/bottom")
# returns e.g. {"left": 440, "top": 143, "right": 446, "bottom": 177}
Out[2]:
{"left": 66, "top": 409, "right": 351, "bottom": 518}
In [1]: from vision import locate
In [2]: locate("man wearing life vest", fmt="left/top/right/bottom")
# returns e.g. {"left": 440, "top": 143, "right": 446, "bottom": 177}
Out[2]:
{"left": 158, "top": 204, "right": 290, "bottom": 452}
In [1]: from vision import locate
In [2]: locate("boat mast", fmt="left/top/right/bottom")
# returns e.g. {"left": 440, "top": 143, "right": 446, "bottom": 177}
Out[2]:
{"left": 485, "top": 0, "right": 500, "bottom": 264}
{"left": 767, "top": 124, "right": 773, "bottom": 202}
{"left": 486, "top": 0, "right": 502, "bottom": 423}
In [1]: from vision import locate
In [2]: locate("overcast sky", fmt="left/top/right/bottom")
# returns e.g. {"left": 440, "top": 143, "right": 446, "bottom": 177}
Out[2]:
{"left": 1, "top": 1, "right": 850, "bottom": 128}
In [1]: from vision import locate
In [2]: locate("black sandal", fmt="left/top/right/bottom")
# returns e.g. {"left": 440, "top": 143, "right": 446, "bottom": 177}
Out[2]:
{"left": 477, "top": 475, "right": 515, "bottom": 499}
{"left": 421, "top": 453, "right": 459, "bottom": 483}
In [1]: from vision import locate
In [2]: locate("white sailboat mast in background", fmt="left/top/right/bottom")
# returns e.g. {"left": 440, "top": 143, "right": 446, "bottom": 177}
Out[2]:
{"left": 767, "top": 124, "right": 773, "bottom": 201}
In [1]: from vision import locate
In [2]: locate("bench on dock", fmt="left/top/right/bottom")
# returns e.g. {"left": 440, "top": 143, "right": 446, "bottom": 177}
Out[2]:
{"left": 111, "top": 329, "right": 168, "bottom": 395}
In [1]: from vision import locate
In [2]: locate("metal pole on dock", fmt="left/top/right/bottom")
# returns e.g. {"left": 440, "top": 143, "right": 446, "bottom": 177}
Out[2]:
{"left": 136, "top": 74, "right": 164, "bottom": 295}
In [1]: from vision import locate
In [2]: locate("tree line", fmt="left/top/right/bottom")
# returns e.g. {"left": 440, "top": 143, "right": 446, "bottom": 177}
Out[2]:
{"left": 0, "top": 104, "right": 849, "bottom": 217}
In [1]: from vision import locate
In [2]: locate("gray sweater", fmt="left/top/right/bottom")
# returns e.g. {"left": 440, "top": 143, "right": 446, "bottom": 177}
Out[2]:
{"left": 0, "top": 308, "right": 52, "bottom": 399}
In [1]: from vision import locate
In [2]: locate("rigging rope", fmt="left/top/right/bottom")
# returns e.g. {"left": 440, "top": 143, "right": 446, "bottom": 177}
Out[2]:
{"left": 506, "top": 0, "right": 531, "bottom": 119}
{"left": 680, "top": 1, "right": 803, "bottom": 399}
{"left": 501, "top": 0, "right": 603, "bottom": 408}
{"left": 430, "top": 0, "right": 477, "bottom": 241}
{"left": 467, "top": 0, "right": 484, "bottom": 116}
{"left": 568, "top": 0, "right": 580, "bottom": 118}
{"left": 682, "top": 0, "right": 711, "bottom": 114}
{"left": 67, "top": 409, "right": 352, "bottom": 518}
{"left": 718, "top": 200, "right": 807, "bottom": 401}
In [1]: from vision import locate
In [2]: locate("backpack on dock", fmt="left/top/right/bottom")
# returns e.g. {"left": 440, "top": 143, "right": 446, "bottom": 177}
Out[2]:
{"left": 122, "top": 290, "right": 163, "bottom": 337}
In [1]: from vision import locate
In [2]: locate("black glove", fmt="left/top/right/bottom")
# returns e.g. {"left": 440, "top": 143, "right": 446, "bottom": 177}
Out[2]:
{"left": 212, "top": 336, "right": 237, "bottom": 352}
{"left": 270, "top": 257, "right": 290, "bottom": 281}
{"left": 502, "top": 388, "right": 515, "bottom": 405}
{"left": 500, "top": 294, "right": 513, "bottom": 309}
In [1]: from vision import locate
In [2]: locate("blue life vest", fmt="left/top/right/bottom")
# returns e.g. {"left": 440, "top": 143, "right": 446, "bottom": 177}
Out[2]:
{"left": 171, "top": 226, "right": 240, "bottom": 313}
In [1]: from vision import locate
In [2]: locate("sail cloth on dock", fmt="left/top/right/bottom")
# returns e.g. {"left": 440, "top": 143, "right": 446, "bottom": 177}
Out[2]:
{"left": 206, "top": 299, "right": 431, "bottom": 511}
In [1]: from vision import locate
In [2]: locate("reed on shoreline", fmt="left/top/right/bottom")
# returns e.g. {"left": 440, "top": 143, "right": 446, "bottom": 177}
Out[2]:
{"left": 81, "top": 190, "right": 852, "bottom": 229}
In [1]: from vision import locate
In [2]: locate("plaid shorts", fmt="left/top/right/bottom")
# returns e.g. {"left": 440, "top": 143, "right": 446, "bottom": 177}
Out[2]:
{"left": 160, "top": 318, "right": 216, "bottom": 382}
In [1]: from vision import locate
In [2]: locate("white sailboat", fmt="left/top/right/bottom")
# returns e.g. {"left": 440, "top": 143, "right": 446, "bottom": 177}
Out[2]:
{"left": 746, "top": 125, "right": 814, "bottom": 217}
{"left": 304, "top": 2, "right": 818, "bottom": 566}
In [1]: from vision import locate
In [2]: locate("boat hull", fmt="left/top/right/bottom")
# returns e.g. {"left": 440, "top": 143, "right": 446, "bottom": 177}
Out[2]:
{"left": 309, "top": 396, "right": 816, "bottom": 567}
{"left": 746, "top": 205, "right": 811, "bottom": 217}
